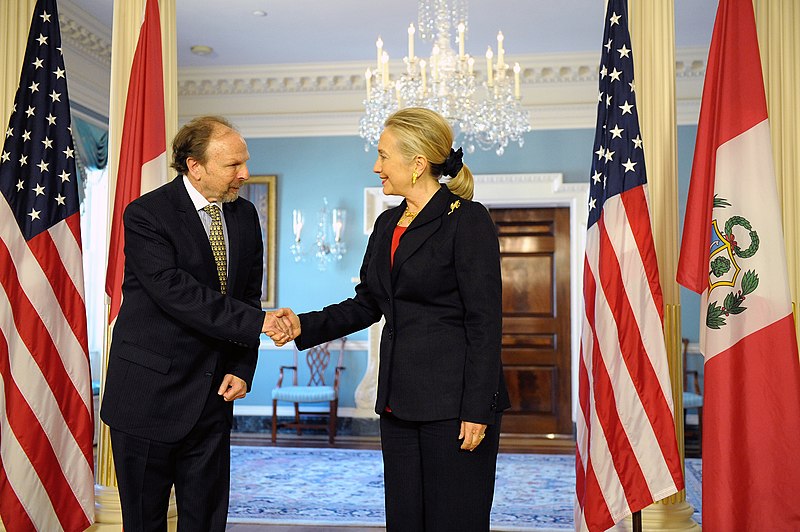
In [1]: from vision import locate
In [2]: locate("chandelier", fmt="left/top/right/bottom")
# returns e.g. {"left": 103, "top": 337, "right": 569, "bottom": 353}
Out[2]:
{"left": 290, "top": 198, "right": 347, "bottom": 271}
{"left": 359, "top": 0, "right": 531, "bottom": 156}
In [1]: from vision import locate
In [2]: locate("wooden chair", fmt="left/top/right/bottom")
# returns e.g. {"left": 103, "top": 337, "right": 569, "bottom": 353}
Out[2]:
{"left": 271, "top": 337, "right": 346, "bottom": 444}
{"left": 682, "top": 338, "right": 703, "bottom": 452}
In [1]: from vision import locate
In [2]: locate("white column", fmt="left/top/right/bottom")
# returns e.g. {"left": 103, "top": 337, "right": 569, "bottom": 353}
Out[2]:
{"left": 629, "top": 0, "right": 699, "bottom": 529}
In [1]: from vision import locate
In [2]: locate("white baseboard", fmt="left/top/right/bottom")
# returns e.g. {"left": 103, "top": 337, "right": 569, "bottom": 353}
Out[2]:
{"left": 234, "top": 404, "right": 378, "bottom": 419}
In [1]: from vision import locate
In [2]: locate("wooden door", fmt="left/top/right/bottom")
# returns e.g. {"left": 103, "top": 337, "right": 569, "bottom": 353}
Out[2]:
{"left": 490, "top": 208, "right": 572, "bottom": 437}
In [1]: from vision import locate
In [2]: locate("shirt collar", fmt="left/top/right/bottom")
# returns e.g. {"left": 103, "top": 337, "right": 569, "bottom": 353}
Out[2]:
{"left": 182, "top": 175, "right": 222, "bottom": 212}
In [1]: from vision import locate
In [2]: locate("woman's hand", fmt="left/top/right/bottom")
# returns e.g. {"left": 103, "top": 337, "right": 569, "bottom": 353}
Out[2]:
{"left": 459, "top": 421, "right": 488, "bottom": 451}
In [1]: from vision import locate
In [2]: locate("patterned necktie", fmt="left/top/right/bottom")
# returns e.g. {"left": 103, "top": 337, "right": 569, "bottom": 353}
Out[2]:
{"left": 202, "top": 204, "right": 227, "bottom": 294}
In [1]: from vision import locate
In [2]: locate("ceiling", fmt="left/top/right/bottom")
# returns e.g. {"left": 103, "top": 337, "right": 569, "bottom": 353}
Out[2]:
{"left": 64, "top": 0, "right": 717, "bottom": 68}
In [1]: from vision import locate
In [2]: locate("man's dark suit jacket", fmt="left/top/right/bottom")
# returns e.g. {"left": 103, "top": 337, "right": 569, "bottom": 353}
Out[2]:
{"left": 296, "top": 185, "right": 510, "bottom": 424}
{"left": 100, "top": 176, "right": 266, "bottom": 443}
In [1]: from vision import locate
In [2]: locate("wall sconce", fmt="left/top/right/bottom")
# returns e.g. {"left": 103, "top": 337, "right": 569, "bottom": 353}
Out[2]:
{"left": 290, "top": 198, "right": 346, "bottom": 270}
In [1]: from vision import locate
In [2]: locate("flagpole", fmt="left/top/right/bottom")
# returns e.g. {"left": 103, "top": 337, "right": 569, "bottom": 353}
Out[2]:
{"left": 632, "top": 510, "right": 642, "bottom": 532}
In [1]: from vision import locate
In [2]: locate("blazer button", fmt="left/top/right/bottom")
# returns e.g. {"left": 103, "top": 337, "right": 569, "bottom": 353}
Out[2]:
{"left": 387, "top": 328, "right": 393, "bottom": 339}
{"left": 205, "top": 372, "right": 213, "bottom": 377}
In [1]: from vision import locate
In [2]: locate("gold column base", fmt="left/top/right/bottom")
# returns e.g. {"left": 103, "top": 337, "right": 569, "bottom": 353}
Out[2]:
{"left": 87, "top": 484, "right": 177, "bottom": 531}
{"left": 607, "top": 501, "right": 700, "bottom": 531}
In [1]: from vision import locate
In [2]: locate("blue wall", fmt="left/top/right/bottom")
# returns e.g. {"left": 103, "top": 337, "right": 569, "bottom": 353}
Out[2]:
{"left": 240, "top": 126, "right": 701, "bottom": 409}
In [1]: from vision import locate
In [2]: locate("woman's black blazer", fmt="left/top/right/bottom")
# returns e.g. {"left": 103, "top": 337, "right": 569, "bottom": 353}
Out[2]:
{"left": 296, "top": 185, "right": 510, "bottom": 424}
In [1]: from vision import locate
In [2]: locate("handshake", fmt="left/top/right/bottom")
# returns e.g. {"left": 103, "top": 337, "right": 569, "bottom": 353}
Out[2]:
{"left": 262, "top": 308, "right": 301, "bottom": 347}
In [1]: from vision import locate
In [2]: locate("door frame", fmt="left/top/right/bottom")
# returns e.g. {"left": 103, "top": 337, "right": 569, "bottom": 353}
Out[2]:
{"left": 357, "top": 174, "right": 589, "bottom": 424}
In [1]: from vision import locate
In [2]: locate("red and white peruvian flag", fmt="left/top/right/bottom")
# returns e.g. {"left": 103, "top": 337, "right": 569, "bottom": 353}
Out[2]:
{"left": 105, "top": 0, "right": 167, "bottom": 324}
{"left": 677, "top": 0, "right": 800, "bottom": 529}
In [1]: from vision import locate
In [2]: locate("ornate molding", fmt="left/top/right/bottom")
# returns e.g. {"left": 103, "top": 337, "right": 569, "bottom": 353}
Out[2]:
{"left": 178, "top": 49, "right": 708, "bottom": 97}
{"left": 58, "top": 2, "right": 112, "bottom": 67}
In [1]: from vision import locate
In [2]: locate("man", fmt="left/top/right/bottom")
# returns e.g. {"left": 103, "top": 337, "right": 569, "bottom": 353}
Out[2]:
{"left": 100, "top": 116, "right": 292, "bottom": 531}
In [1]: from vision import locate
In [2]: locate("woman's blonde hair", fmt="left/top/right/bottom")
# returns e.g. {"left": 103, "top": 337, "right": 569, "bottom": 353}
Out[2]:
{"left": 384, "top": 107, "right": 474, "bottom": 200}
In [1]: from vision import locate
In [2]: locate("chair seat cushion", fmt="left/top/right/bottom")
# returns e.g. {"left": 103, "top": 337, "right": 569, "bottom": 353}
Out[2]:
{"left": 272, "top": 385, "right": 336, "bottom": 402}
{"left": 683, "top": 392, "right": 703, "bottom": 408}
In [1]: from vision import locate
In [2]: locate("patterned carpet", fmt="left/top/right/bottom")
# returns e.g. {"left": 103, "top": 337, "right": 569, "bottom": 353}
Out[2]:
{"left": 228, "top": 446, "right": 702, "bottom": 530}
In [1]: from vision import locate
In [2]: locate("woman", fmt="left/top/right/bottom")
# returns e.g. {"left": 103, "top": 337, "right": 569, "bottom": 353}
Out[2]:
{"left": 280, "top": 107, "right": 509, "bottom": 531}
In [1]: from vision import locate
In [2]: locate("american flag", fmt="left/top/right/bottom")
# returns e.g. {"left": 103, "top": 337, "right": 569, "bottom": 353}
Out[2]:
{"left": 0, "top": 0, "right": 95, "bottom": 530}
{"left": 574, "top": 1, "right": 683, "bottom": 530}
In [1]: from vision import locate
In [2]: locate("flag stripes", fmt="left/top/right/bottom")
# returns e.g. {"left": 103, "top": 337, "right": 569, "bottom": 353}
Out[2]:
{"left": 0, "top": 0, "right": 94, "bottom": 528}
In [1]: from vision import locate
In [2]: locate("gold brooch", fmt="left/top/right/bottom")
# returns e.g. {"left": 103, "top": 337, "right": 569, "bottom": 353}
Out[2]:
{"left": 447, "top": 200, "right": 461, "bottom": 215}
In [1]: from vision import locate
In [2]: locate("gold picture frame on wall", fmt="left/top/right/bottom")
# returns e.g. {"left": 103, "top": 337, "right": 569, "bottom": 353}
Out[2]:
{"left": 239, "top": 175, "right": 277, "bottom": 308}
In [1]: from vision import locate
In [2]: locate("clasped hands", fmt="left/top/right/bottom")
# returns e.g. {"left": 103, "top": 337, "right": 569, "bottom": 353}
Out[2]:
{"left": 262, "top": 308, "right": 301, "bottom": 346}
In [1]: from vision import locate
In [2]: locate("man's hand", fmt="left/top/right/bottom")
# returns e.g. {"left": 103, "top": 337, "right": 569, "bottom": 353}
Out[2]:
{"left": 218, "top": 374, "right": 247, "bottom": 402}
{"left": 263, "top": 310, "right": 291, "bottom": 345}
{"left": 264, "top": 308, "right": 301, "bottom": 347}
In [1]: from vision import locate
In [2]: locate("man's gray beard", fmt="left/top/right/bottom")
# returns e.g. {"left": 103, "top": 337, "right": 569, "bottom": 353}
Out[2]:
{"left": 222, "top": 190, "right": 239, "bottom": 203}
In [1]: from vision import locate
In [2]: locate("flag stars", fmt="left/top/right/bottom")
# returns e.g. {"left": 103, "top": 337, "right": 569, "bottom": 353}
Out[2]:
{"left": 617, "top": 45, "right": 631, "bottom": 59}
{"left": 29, "top": 81, "right": 40, "bottom": 93}
{"left": 40, "top": 11, "right": 51, "bottom": 22}
{"left": 32, "top": 57, "right": 44, "bottom": 69}
{"left": 629, "top": 80, "right": 636, "bottom": 93}
{"left": 604, "top": 149, "right": 615, "bottom": 163}
{"left": 46, "top": 114, "right": 56, "bottom": 125}
{"left": 609, "top": 68, "right": 622, "bottom": 82}
{"left": 598, "top": 91, "right": 603, "bottom": 102}
{"left": 42, "top": 137, "right": 53, "bottom": 149}
{"left": 591, "top": 171, "right": 603, "bottom": 185}
{"left": 63, "top": 146, "right": 74, "bottom": 159}
{"left": 596, "top": 146, "right": 605, "bottom": 160}
{"left": 53, "top": 67, "right": 65, "bottom": 79}
{"left": 589, "top": 196, "right": 597, "bottom": 211}
{"left": 605, "top": 39, "right": 613, "bottom": 52}
{"left": 19, "top": 154, "right": 28, "bottom": 166}
{"left": 25, "top": 105, "right": 36, "bottom": 117}
{"left": 37, "top": 160, "right": 49, "bottom": 173}
{"left": 16, "top": 180, "right": 24, "bottom": 191}
{"left": 22, "top": 130, "right": 32, "bottom": 141}
{"left": 610, "top": 12, "right": 621, "bottom": 26}
{"left": 55, "top": 193, "right": 66, "bottom": 206}
{"left": 632, "top": 135, "right": 643, "bottom": 149}
{"left": 619, "top": 101, "right": 634, "bottom": 115}
{"left": 610, "top": 125, "right": 624, "bottom": 139}
{"left": 33, "top": 183, "right": 46, "bottom": 196}
{"left": 1, "top": 151, "right": 10, "bottom": 163}
{"left": 5, "top": 127, "right": 12, "bottom": 138}
{"left": 606, "top": 94, "right": 613, "bottom": 107}
{"left": 36, "top": 33, "right": 48, "bottom": 46}
{"left": 600, "top": 65, "right": 608, "bottom": 78}
{"left": 49, "top": 90, "right": 61, "bottom": 103}
{"left": 622, "top": 158, "right": 637, "bottom": 173}
{"left": 59, "top": 170, "right": 71, "bottom": 183}
{"left": 28, "top": 208, "right": 41, "bottom": 221}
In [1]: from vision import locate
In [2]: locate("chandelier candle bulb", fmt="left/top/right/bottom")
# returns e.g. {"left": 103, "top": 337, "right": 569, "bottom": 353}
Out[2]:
{"left": 432, "top": 45, "right": 440, "bottom": 82}
{"left": 376, "top": 37, "right": 383, "bottom": 71}
{"left": 513, "top": 63, "right": 520, "bottom": 99}
{"left": 458, "top": 22, "right": 465, "bottom": 59}
{"left": 468, "top": 55, "right": 474, "bottom": 75}
{"left": 497, "top": 31, "right": 504, "bottom": 68}
{"left": 420, "top": 59, "right": 427, "bottom": 93}
{"left": 486, "top": 47, "right": 494, "bottom": 86}
{"left": 381, "top": 52, "right": 389, "bottom": 84}
{"left": 365, "top": 68, "right": 371, "bottom": 97}
{"left": 408, "top": 24, "right": 415, "bottom": 59}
